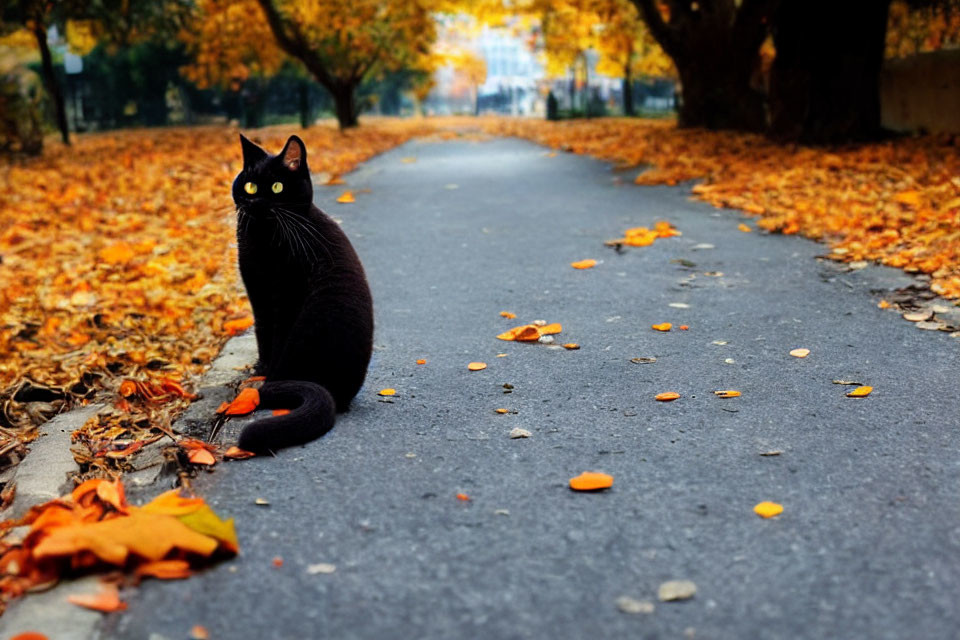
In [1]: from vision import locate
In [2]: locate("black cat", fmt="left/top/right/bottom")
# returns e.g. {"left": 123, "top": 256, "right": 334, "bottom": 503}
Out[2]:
{"left": 231, "top": 134, "right": 373, "bottom": 453}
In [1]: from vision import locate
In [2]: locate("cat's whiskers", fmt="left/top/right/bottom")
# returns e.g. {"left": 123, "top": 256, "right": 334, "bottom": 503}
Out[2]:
{"left": 273, "top": 207, "right": 330, "bottom": 265}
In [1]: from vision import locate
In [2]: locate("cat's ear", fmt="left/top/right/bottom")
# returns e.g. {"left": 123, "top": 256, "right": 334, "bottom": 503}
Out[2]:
{"left": 279, "top": 135, "right": 307, "bottom": 172}
{"left": 239, "top": 134, "right": 267, "bottom": 168}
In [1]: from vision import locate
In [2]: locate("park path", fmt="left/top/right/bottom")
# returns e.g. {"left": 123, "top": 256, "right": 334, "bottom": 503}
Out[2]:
{"left": 95, "top": 137, "right": 960, "bottom": 639}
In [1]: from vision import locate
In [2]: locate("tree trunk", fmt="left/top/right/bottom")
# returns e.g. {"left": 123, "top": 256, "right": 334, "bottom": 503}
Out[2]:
{"left": 674, "top": 48, "right": 766, "bottom": 131}
{"left": 299, "top": 79, "right": 311, "bottom": 128}
{"left": 631, "top": 0, "right": 775, "bottom": 132}
{"left": 331, "top": 83, "right": 359, "bottom": 129}
{"left": 473, "top": 85, "right": 479, "bottom": 116}
{"left": 622, "top": 74, "right": 634, "bottom": 117}
{"left": 769, "top": 0, "right": 892, "bottom": 143}
{"left": 32, "top": 23, "right": 70, "bottom": 145}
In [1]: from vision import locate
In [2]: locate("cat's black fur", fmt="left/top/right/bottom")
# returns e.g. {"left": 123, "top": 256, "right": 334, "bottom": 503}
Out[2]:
{"left": 231, "top": 134, "right": 373, "bottom": 453}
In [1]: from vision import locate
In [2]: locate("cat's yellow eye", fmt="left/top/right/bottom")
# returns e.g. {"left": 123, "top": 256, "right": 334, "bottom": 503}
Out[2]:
{"left": 271, "top": 181, "right": 283, "bottom": 194}
{"left": 244, "top": 182, "right": 257, "bottom": 195}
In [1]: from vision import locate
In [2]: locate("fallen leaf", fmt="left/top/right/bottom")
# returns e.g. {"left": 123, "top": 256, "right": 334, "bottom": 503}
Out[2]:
{"left": 190, "top": 625, "right": 210, "bottom": 640}
{"left": 135, "top": 559, "right": 192, "bottom": 580}
{"left": 67, "top": 583, "right": 127, "bottom": 612}
{"left": 187, "top": 448, "right": 216, "bottom": 465}
{"left": 789, "top": 348, "right": 810, "bottom": 358}
{"left": 846, "top": 385, "right": 873, "bottom": 397}
{"left": 272, "top": 409, "right": 290, "bottom": 416}
{"left": 254, "top": 498, "right": 270, "bottom": 506}
{"left": 877, "top": 300, "right": 891, "bottom": 309}
{"left": 832, "top": 379, "right": 862, "bottom": 385}
{"left": 616, "top": 596, "right": 655, "bottom": 614}
{"left": 336, "top": 191, "right": 355, "bottom": 203}
{"left": 9, "top": 634, "right": 49, "bottom": 640}
{"left": 223, "top": 446, "right": 256, "bottom": 459}
{"left": 467, "top": 362, "right": 487, "bottom": 371}
{"left": 658, "top": 580, "right": 697, "bottom": 602}
{"left": 499, "top": 311, "right": 516, "bottom": 319}
{"left": 456, "top": 493, "right": 471, "bottom": 501}
{"left": 562, "top": 343, "right": 580, "bottom": 350}
{"left": 223, "top": 316, "right": 254, "bottom": 335}
{"left": 754, "top": 501, "right": 784, "bottom": 518}
{"left": 713, "top": 390, "right": 741, "bottom": 398}
{"left": 378, "top": 388, "right": 396, "bottom": 396}
{"left": 539, "top": 323, "right": 563, "bottom": 335}
{"left": 569, "top": 471, "right": 614, "bottom": 491}
{"left": 307, "top": 563, "right": 337, "bottom": 575}
{"left": 570, "top": 259, "right": 597, "bottom": 269}
{"left": 416, "top": 359, "right": 426, "bottom": 365}
{"left": 679, "top": 325, "right": 689, "bottom": 330}
{"left": 272, "top": 557, "right": 284, "bottom": 567}
{"left": 738, "top": 223, "right": 752, "bottom": 232}
{"left": 509, "top": 428, "right": 531, "bottom": 439}
{"left": 495, "top": 408, "right": 509, "bottom": 414}
{"left": 630, "top": 357, "right": 657, "bottom": 364}
{"left": 759, "top": 450, "right": 783, "bottom": 456}
{"left": 224, "top": 387, "right": 260, "bottom": 415}
{"left": 651, "top": 323, "right": 672, "bottom": 332}
{"left": 497, "top": 325, "right": 540, "bottom": 341}
{"left": 655, "top": 392, "right": 680, "bottom": 402}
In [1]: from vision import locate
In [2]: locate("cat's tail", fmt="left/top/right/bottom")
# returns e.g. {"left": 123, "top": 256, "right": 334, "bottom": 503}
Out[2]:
{"left": 237, "top": 380, "right": 336, "bottom": 453}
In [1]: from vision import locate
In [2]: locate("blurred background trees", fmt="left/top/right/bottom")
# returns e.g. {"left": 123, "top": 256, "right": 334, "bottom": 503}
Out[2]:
{"left": 0, "top": 0, "right": 957, "bottom": 152}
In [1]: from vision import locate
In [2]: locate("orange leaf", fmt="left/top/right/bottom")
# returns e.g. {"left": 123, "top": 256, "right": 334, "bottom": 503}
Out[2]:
{"left": 272, "top": 556, "right": 284, "bottom": 567}
{"left": 467, "top": 362, "right": 487, "bottom": 371}
{"left": 569, "top": 471, "right": 614, "bottom": 491}
{"left": 651, "top": 323, "right": 672, "bottom": 332}
{"left": 118, "top": 380, "right": 137, "bottom": 397}
{"left": 494, "top": 408, "right": 509, "bottom": 414}
{"left": 135, "top": 559, "right": 192, "bottom": 580}
{"left": 9, "top": 633, "right": 49, "bottom": 640}
{"left": 416, "top": 359, "right": 426, "bottom": 365}
{"left": 714, "top": 390, "right": 741, "bottom": 398}
{"left": 190, "top": 625, "right": 211, "bottom": 640}
{"left": 67, "top": 583, "right": 127, "bottom": 612}
{"left": 95, "top": 479, "right": 127, "bottom": 513}
{"left": 223, "top": 446, "right": 256, "bottom": 459}
{"left": 456, "top": 493, "right": 470, "bottom": 501}
{"left": 679, "top": 325, "right": 689, "bottom": 331}
{"left": 223, "top": 316, "right": 254, "bottom": 335}
{"left": 336, "top": 191, "right": 355, "bottom": 204}
{"left": 378, "top": 388, "right": 396, "bottom": 396}
{"left": 215, "top": 401, "right": 230, "bottom": 414}
{"left": 562, "top": 343, "right": 580, "bottom": 350}
{"left": 499, "top": 311, "right": 516, "bottom": 319}
{"left": 497, "top": 324, "right": 540, "bottom": 341}
{"left": 655, "top": 392, "right": 680, "bottom": 402}
{"left": 539, "top": 323, "right": 563, "bottom": 335}
{"left": 187, "top": 448, "right": 216, "bottom": 465}
{"left": 99, "top": 242, "right": 135, "bottom": 264}
{"left": 570, "top": 259, "right": 597, "bottom": 269}
{"left": 738, "top": 223, "right": 752, "bottom": 233}
{"left": 272, "top": 409, "right": 290, "bottom": 416}
{"left": 224, "top": 387, "right": 260, "bottom": 415}
{"left": 846, "top": 385, "right": 873, "bottom": 398}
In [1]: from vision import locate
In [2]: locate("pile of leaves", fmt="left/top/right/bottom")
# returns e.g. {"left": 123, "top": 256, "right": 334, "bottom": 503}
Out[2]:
{"left": 0, "top": 477, "right": 236, "bottom": 615}
{"left": 479, "top": 117, "right": 960, "bottom": 300}
{"left": 0, "top": 120, "right": 446, "bottom": 474}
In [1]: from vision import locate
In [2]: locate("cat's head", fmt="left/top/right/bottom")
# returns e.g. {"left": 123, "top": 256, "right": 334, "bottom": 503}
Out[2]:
{"left": 232, "top": 134, "right": 312, "bottom": 211}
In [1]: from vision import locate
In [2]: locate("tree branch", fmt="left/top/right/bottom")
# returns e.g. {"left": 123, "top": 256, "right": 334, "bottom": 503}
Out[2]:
{"left": 253, "top": 0, "right": 335, "bottom": 88}
{"left": 734, "top": 0, "right": 779, "bottom": 52}
{"left": 630, "top": 0, "right": 683, "bottom": 60}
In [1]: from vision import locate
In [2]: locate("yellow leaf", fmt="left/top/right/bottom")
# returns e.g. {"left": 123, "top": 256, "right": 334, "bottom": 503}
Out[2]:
{"left": 789, "top": 348, "right": 810, "bottom": 358}
{"left": 655, "top": 392, "right": 680, "bottom": 402}
{"left": 714, "top": 390, "right": 741, "bottom": 398}
{"left": 336, "top": 191, "right": 355, "bottom": 204}
{"left": 570, "top": 259, "right": 597, "bottom": 269}
{"left": 738, "top": 223, "right": 752, "bottom": 233}
{"left": 846, "top": 385, "right": 873, "bottom": 397}
{"left": 467, "top": 362, "right": 487, "bottom": 371}
{"left": 754, "top": 501, "right": 784, "bottom": 518}
{"left": 378, "top": 388, "right": 396, "bottom": 396}
{"left": 651, "top": 323, "right": 672, "bottom": 332}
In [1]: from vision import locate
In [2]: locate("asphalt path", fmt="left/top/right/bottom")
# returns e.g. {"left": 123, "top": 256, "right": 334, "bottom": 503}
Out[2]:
{"left": 102, "top": 137, "right": 960, "bottom": 640}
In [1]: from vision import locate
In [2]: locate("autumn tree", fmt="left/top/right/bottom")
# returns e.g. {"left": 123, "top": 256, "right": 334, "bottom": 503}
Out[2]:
{"left": 591, "top": 0, "right": 674, "bottom": 115}
{"left": 629, "top": 0, "right": 775, "bottom": 131}
{"left": 447, "top": 49, "right": 487, "bottom": 115}
{"left": 0, "top": 0, "right": 189, "bottom": 145}
{"left": 252, "top": 0, "right": 437, "bottom": 129}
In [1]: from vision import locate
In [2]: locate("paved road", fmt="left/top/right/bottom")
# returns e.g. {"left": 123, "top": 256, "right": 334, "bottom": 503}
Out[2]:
{"left": 102, "top": 138, "right": 960, "bottom": 640}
